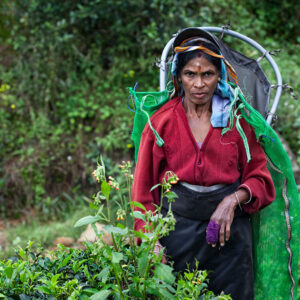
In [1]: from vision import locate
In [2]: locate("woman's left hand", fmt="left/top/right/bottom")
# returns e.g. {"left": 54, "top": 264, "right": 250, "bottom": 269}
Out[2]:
{"left": 209, "top": 194, "right": 238, "bottom": 247}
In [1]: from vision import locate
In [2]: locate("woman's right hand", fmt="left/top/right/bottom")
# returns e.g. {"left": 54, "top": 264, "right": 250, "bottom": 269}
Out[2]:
{"left": 208, "top": 193, "right": 237, "bottom": 247}
{"left": 153, "top": 241, "right": 167, "bottom": 264}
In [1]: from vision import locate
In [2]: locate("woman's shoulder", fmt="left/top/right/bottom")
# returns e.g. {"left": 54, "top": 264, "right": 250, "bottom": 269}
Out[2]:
{"left": 142, "top": 97, "right": 181, "bottom": 137}
{"left": 150, "top": 96, "right": 181, "bottom": 122}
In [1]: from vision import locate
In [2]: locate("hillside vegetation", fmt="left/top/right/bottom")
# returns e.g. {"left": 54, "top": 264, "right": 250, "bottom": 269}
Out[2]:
{"left": 0, "top": 0, "right": 299, "bottom": 217}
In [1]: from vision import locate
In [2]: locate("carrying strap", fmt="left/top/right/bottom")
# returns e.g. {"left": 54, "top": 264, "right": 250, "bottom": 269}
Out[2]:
{"left": 140, "top": 94, "right": 164, "bottom": 147}
{"left": 222, "top": 85, "right": 251, "bottom": 162}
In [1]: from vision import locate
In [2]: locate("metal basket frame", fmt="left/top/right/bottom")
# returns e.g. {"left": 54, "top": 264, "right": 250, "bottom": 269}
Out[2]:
{"left": 159, "top": 27, "right": 282, "bottom": 125}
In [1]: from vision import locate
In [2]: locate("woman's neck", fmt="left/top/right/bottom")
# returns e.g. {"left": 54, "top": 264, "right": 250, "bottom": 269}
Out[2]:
{"left": 182, "top": 98, "right": 212, "bottom": 120}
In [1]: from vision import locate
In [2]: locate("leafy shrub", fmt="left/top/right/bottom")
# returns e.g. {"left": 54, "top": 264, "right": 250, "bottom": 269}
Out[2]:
{"left": 0, "top": 0, "right": 299, "bottom": 216}
{"left": 0, "top": 242, "right": 230, "bottom": 299}
{"left": 0, "top": 162, "right": 231, "bottom": 299}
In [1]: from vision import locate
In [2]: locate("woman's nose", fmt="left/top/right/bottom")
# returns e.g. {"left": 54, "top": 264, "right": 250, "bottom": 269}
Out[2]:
{"left": 194, "top": 76, "right": 204, "bottom": 88}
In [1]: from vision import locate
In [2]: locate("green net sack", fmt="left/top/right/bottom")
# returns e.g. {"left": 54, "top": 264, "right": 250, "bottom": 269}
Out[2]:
{"left": 128, "top": 88, "right": 170, "bottom": 162}
{"left": 232, "top": 86, "right": 300, "bottom": 300}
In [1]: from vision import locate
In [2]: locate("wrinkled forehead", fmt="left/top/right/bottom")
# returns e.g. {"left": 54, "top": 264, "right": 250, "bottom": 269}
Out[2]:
{"left": 181, "top": 55, "right": 219, "bottom": 71}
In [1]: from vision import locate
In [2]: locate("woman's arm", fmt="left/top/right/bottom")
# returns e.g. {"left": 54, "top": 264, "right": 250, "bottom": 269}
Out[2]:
{"left": 132, "top": 126, "right": 165, "bottom": 233}
{"left": 208, "top": 119, "right": 275, "bottom": 247}
{"left": 237, "top": 119, "right": 275, "bottom": 213}
{"left": 209, "top": 188, "right": 250, "bottom": 247}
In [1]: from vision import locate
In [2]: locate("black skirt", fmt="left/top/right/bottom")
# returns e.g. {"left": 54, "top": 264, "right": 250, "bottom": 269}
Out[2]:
{"left": 160, "top": 180, "right": 254, "bottom": 300}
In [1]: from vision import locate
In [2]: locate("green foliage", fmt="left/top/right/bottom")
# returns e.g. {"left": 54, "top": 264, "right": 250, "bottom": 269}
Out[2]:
{"left": 0, "top": 163, "right": 232, "bottom": 299}
{"left": 0, "top": 0, "right": 299, "bottom": 216}
{"left": 0, "top": 242, "right": 230, "bottom": 299}
{"left": 241, "top": 0, "right": 300, "bottom": 43}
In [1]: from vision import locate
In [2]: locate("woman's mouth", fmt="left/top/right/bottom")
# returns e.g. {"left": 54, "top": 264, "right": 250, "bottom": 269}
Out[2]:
{"left": 192, "top": 92, "right": 207, "bottom": 98}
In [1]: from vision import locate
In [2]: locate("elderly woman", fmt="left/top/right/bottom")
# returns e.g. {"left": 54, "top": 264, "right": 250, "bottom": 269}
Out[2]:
{"left": 132, "top": 28, "right": 275, "bottom": 299}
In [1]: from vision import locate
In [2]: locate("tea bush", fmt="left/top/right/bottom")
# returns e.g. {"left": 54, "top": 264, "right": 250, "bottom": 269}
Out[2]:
{"left": 0, "top": 242, "right": 231, "bottom": 299}
{"left": 0, "top": 162, "right": 232, "bottom": 299}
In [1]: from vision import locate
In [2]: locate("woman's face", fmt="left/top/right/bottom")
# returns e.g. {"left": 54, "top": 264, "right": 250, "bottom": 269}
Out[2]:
{"left": 179, "top": 55, "right": 219, "bottom": 107}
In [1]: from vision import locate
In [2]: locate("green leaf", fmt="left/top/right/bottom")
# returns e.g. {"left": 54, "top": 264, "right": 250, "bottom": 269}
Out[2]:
{"left": 72, "top": 259, "right": 87, "bottom": 273}
{"left": 116, "top": 222, "right": 125, "bottom": 229}
{"left": 89, "top": 290, "right": 111, "bottom": 300}
{"left": 165, "top": 191, "right": 178, "bottom": 199}
{"left": 158, "top": 287, "right": 175, "bottom": 299}
{"left": 74, "top": 215, "right": 101, "bottom": 227}
{"left": 138, "top": 252, "right": 148, "bottom": 276}
{"left": 91, "top": 223, "right": 99, "bottom": 236}
{"left": 89, "top": 202, "right": 99, "bottom": 210}
{"left": 184, "top": 272, "right": 194, "bottom": 281}
{"left": 51, "top": 273, "right": 61, "bottom": 284}
{"left": 59, "top": 253, "right": 72, "bottom": 268}
{"left": 20, "top": 271, "right": 28, "bottom": 283}
{"left": 154, "top": 263, "right": 175, "bottom": 285}
{"left": 4, "top": 266, "right": 13, "bottom": 279}
{"left": 131, "top": 211, "right": 145, "bottom": 221}
{"left": 129, "top": 284, "right": 143, "bottom": 298}
{"left": 133, "top": 230, "right": 148, "bottom": 240}
{"left": 16, "top": 261, "right": 26, "bottom": 272}
{"left": 84, "top": 265, "right": 91, "bottom": 281}
{"left": 104, "top": 225, "right": 128, "bottom": 235}
{"left": 18, "top": 247, "right": 26, "bottom": 259}
{"left": 36, "top": 286, "right": 52, "bottom": 294}
{"left": 130, "top": 201, "right": 147, "bottom": 211}
{"left": 111, "top": 251, "right": 123, "bottom": 264}
{"left": 82, "top": 288, "right": 100, "bottom": 295}
{"left": 97, "top": 266, "right": 110, "bottom": 283}
{"left": 146, "top": 285, "right": 160, "bottom": 297}
{"left": 101, "top": 181, "right": 111, "bottom": 200}
{"left": 150, "top": 183, "right": 161, "bottom": 192}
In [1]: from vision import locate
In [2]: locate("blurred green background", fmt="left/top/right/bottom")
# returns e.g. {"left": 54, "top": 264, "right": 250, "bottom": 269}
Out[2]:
{"left": 0, "top": 0, "right": 299, "bottom": 221}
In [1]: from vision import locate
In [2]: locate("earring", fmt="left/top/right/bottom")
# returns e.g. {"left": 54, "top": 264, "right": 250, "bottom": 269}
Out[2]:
{"left": 218, "top": 78, "right": 221, "bottom": 82}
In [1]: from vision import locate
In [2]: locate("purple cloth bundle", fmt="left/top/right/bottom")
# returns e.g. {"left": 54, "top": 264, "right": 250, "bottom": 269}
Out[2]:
{"left": 206, "top": 220, "right": 220, "bottom": 244}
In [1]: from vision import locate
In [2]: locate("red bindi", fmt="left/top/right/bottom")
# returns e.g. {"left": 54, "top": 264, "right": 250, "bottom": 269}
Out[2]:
{"left": 197, "top": 66, "right": 202, "bottom": 72}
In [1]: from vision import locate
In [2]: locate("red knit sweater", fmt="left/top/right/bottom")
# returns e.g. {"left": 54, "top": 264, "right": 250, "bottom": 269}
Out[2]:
{"left": 132, "top": 97, "right": 275, "bottom": 232}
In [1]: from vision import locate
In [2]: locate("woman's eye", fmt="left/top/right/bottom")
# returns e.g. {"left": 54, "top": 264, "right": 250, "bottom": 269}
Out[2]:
{"left": 185, "top": 71, "right": 195, "bottom": 77}
{"left": 204, "top": 72, "right": 213, "bottom": 77}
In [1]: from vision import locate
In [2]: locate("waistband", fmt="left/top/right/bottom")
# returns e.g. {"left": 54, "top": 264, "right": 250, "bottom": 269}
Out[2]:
{"left": 180, "top": 182, "right": 226, "bottom": 193}
{"left": 162, "top": 179, "right": 244, "bottom": 221}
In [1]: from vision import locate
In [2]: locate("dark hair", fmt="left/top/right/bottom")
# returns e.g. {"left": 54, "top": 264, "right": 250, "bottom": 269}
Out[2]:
{"left": 176, "top": 41, "right": 222, "bottom": 76}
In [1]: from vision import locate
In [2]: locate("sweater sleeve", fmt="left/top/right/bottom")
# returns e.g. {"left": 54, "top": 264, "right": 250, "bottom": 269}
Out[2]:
{"left": 237, "top": 119, "right": 275, "bottom": 214}
{"left": 132, "top": 126, "right": 165, "bottom": 233}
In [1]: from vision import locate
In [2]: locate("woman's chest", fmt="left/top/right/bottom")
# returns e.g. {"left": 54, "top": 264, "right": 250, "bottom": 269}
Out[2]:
{"left": 162, "top": 126, "right": 241, "bottom": 177}
{"left": 187, "top": 117, "right": 211, "bottom": 143}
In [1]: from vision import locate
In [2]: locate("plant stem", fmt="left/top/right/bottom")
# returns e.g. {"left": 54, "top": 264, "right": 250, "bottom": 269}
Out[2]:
{"left": 112, "top": 264, "right": 125, "bottom": 300}
{"left": 159, "top": 186, "right": 164, "bottom": 211}
{"left": 106, "top": 195, "right": 111, "bottom": 223}
{"left": 111, "top": 233, "right": 119, "bottom": 252}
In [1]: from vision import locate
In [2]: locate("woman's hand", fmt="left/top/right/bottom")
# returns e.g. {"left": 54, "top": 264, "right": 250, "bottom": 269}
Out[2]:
{"left": 153, "top": 241, "right": 167, "bottom": 264}
{"left": 208, "top": 188, "right": 250, "bottom": 247}
{"left": 209, "top": 193, "right": 238, "bottom": 247}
